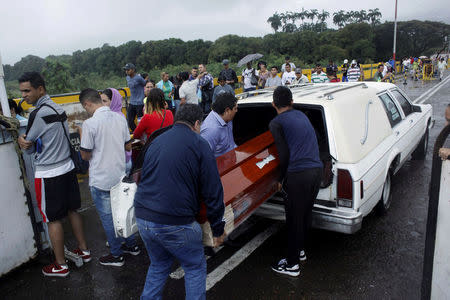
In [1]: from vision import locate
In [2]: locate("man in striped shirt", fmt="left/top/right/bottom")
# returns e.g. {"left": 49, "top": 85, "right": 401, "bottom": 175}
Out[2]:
{"left": 310, "top": 64, "right": 329, "bottom": 83}
{"left": 347, "top": 60, "right": 361, "bottom": 82}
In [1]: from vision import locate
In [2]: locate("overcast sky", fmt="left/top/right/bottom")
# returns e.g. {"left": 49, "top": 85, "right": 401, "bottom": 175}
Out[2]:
{"left": 1, "top": 0, "right": 449, "bottom": 65}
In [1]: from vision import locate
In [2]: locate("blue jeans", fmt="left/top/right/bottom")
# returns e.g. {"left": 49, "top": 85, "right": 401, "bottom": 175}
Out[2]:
{"left": 137, "top": 218, "right": 206, "bottom": 300}
{"left": 90, "top": 186, "right": 137, "bottom": 256}
{"left": 174, "top": 99, "right": 181, "bottom": 113}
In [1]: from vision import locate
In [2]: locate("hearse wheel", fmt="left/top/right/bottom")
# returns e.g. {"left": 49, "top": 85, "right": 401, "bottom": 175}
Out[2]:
{"left": 376, "top": 171, "right": 392, "bottom": 215}
{"left": 412, "top": 128, "right": 429, "bottom": 160}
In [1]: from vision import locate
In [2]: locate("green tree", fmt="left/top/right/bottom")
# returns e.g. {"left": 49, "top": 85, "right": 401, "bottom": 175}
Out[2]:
{"left": 368, "top": 9, "right": 382, "bottom": 28}
{"left": 267, "top": 13, "right": 282, "bottom": 32}
{"left": 42, "top": 61, "right": 73, "bottom": 94}
{"left": 333, "top": 10, "right": 346, "bottom": 28}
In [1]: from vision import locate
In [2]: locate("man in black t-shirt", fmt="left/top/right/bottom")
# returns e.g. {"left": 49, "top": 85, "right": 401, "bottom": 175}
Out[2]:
{"left": 219, "top": 59, "right": 238, "bottom": 89}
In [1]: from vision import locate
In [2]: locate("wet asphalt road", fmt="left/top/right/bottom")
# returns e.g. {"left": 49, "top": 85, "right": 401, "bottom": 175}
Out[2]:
{"left": 1, "top": 74, "right": 449, "bottom": 300}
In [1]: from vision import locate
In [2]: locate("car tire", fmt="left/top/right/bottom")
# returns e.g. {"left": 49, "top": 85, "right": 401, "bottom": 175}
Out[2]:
{"left": 411, "top": 128, "right": 429, "bottom": 160}
{"left": 376, "top": 171, "right": 392, "bottom": 215}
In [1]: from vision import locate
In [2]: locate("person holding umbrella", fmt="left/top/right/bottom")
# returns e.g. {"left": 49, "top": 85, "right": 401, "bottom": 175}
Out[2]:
{"left": 238, "top": 53, "right": 263, "bottom": 92}
{"left": 242, "top": 62, "right": 258, "bottom": 92}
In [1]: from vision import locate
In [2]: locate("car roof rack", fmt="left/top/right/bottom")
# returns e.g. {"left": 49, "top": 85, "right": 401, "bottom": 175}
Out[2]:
{"left": 319, "top": 82, "right": 368, "bottom": 100}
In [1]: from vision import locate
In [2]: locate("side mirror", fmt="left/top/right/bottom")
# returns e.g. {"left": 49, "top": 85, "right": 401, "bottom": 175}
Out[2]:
{"left": 412, "top": 105, "right": 422, "bottom": 113}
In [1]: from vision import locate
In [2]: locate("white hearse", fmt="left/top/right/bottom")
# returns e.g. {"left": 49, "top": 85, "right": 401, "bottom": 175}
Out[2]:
{"left": 232, "top": 82, "right": 433, "bottom": 234}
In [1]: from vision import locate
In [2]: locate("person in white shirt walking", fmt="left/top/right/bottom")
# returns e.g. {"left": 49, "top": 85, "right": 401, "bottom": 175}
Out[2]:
{"left": 437, "top": 57, "right": 448, "bottom": 81}
{"left": 347, "top": 60, "right": 362, "bottom": 82}
{"left": 281, "top": 64, "right": 296, "bottom": 85}
{"left": 78, "top": 88, "right": 140, "bottom": 267}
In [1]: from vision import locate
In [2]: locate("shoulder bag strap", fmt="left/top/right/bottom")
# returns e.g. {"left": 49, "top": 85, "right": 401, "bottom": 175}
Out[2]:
{"left": 39, "top": 104, "right": 72, "bottom": 149}
{"left": 160, "top": 109, "right": 167, "bottom": 129}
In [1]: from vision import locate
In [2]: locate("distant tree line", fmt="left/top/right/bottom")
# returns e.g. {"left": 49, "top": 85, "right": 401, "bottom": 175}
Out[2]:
{"left": 3, "top": 17, "right": 449, "bottom": 96}
{"left": 267, "top": 8, "right": 382, "bottom": 33}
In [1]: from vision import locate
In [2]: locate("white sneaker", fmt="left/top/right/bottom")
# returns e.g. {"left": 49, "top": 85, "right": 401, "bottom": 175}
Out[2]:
{"left": 271, "top": 258, "right": 300, "bottom": 277}
{"left": 299, "top": 250, "right": 307, "bottom": 261}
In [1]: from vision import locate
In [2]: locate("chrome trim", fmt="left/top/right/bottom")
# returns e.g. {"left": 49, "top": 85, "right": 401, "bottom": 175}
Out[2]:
{"left": 360, "top": 100, "right": 373, "bottom": 145}
{"left": 255, "top": 203, "right": 363, "bottom": 234}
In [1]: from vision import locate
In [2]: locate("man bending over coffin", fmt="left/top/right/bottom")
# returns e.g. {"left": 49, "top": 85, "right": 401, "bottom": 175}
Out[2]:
{"left": 269, "top": 86, "right": 323, "bottom": 277}
{"left": 200, "top": 93, "right": 238, "bottom": 157}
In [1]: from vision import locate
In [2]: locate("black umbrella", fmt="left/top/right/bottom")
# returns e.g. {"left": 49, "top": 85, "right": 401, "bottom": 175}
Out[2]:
{"left": 237, "top": 53, "right": 264, "bottom": 67}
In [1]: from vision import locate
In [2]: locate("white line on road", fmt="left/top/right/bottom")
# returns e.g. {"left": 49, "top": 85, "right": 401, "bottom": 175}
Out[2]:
{"left": 205, "top": 222, "right": 282, "bottom": 291}
{"left": 413, "top": 75, "right": 450, "bottom": 104}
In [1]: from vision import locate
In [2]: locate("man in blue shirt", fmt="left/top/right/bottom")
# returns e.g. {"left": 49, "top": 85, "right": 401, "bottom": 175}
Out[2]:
{"left": 123, "top": 63, "right": 145, "bottom": 131}
{"left": 134, "top": 104, "right": 226, "bottom": 300}
{"left": 200, "top": 93, "right": 237, "bottom": 157}
{"left": 269, "top": 86, "right": 322, "bottom": 277}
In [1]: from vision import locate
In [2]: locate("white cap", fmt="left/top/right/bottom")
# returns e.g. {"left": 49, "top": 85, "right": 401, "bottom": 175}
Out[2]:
{"left": 351, "top": 59, "right": 357, "bottom": 65}
{"left": 344, "top": 59, "right": 348, "bottom": 63}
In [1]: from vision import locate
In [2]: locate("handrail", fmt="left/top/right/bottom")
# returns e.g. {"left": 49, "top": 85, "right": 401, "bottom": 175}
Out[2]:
{"left": 360, "top": 100, "right": 373, "bottom": 145}
{"left": 322, "top": 82, "right": 367, "bottom": 100}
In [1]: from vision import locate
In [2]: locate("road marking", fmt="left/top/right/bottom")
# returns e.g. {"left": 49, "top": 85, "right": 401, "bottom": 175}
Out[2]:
{"left": 205, "top": 222, "right": 282, "bottom": 291}
{"left": 413, "top": 75, "right": 450, "bottom": 104}
{"left": 169, "top": 246, "right": 224, "bottom": 280}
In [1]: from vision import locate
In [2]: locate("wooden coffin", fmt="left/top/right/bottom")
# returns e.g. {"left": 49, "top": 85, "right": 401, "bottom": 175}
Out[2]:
{"left": 198, "top": 131, "right": 280, "bottom": 246}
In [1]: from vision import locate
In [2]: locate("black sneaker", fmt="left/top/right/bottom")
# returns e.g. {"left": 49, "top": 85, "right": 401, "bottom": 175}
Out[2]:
{"left": 271, "top": 258, "right": 300, "bottom": 277}
{"left": 99, "top": 254, "right": 124, "bottom": 267}
{"left": 121, "top": 245, "right": 141, "bottom": 256}
{"left": 299, "top": 250, "right": 307, "bottom": 261}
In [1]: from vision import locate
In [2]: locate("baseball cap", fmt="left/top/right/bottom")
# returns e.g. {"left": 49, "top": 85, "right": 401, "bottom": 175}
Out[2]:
{"left": 123, "top": 63, "right": 136, "bottom": 70}
{"left": 344, "top": 59, "right": 348, "bottom": 63}
{"left": 294, "top": 68, "right": 302, "bottom": 74}
{"left": 351, "top": 60, "right": 357, "bottom": 65}
{"left": 222, "top": 59, "right": 230, "bottom": 65}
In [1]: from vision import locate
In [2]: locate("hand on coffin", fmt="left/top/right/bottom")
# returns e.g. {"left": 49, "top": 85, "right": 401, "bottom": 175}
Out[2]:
{"left": 213, "top": 232, "right": 227, "bottom": 248}
{"left": 276, "top": 182, "right": 282, "bottom": 192}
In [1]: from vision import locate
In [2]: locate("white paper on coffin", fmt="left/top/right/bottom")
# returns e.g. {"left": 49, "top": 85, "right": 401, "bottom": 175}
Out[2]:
{"left": 201, "top": 205, "right": 235, "bottom": 247}
{"left": 110, "top": 176, "right": 138, "bottom": 238}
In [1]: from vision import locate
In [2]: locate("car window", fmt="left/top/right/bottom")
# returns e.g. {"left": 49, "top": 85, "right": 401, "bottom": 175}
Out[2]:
{"left": 390, "top": 90, "right": 413, "bottom": 117}
{"left": 379, "top": 94, "right": 401, "bottom": 127}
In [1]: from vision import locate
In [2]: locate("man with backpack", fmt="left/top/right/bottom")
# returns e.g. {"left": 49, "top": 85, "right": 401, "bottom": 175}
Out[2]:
{"left": 17, "top": 72, "right": 90, "bottom": 277}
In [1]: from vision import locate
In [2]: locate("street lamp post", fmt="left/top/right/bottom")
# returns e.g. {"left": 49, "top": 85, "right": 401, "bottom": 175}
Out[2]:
{"left": 393, "top": 0, "right": 398, "bottom": 62}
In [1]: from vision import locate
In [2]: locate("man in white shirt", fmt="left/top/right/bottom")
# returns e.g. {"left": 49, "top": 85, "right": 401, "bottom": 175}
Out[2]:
{"left": 311, "top": 64, "right": 329, "bottom": 83}
{"left": 437, "top": 57, "right": 447, "bottom": 81}
{"left": 79, "top": 88, "right": 140, "bottom": 267}
{"left": 242, "top": 62, "right": 258, "bottom": 92}
{"left": 179, "top": 71, "right": 205, "bottom": 105}
{"left": 292, "top": 68, "right": 309, "bottom": 84}
{"left": 281, "top": 56, "right": 296, "bottom": 73}
{"left": 281, "top": 64, "right": 296, "bottom": 86}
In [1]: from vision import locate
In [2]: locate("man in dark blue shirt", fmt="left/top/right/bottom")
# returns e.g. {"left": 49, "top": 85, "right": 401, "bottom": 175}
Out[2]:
{"left": 134, "top": 104, "right": 226, "bottom": 299}
{"left": 269, "top": 86, "right": 322, "bottom": 277}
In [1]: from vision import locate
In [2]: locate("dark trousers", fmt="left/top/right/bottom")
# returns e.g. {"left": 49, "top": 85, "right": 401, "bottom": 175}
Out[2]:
{"left": 127, "top": 104, "right": 144, "bottom": 131}
{"left": 285, "top": 167, "right": 322, "bottom": 265}
{"left": 201, "top": 89, "right": 213, "bottom": 114}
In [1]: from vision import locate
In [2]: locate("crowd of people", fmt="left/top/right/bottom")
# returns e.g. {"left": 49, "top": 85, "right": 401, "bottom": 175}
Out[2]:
{"left": 1, "top": 53, "right": 448, "bottom": 299}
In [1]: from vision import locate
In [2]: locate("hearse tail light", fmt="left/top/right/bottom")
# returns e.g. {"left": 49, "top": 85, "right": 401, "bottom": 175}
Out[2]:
{"left": 337, "top": 169, "right": 353, "bottom": 208}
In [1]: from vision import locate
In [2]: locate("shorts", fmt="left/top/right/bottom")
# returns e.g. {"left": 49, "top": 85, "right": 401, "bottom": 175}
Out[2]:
{"left": 35, "top": 170, "right": 81, "bottom": 222}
